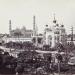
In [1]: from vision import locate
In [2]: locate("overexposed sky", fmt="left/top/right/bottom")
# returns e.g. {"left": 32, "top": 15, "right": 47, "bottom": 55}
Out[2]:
{"left": 0, "top": 0, "right": 75, "bottom": 34}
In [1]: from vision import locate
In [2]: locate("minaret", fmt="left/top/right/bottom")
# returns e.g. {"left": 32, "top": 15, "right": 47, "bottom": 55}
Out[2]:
{"left": 9, "top": 20, "right": 12, "bottom": 35}
{"left": 33, "top": 16, "right": 36, "bottom": 36}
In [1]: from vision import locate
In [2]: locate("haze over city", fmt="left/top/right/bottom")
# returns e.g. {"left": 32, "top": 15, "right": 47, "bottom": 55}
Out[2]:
{"left": 0, "top": 0, "right": 75, "bottom": 34}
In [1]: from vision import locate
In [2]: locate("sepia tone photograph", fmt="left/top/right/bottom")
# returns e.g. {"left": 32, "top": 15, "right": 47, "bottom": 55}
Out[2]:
{"left": 0, "top": 0, "right": 75, "bottom": 75}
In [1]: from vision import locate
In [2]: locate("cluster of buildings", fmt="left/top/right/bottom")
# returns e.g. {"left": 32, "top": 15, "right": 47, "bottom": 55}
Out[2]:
{"left": 2, "top": 15, "right": 72, "bottom": 48}
{"left": 33, "top": 16, "right": 67, "bottom": 48}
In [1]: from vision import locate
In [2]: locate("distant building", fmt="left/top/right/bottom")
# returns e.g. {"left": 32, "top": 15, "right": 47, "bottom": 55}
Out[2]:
{"left": 3, "top": 16, "right": 67, "bottom": 47}
{"left": 6, "top": 25, "right": 33, "bottom": 43}
{"left": 32, "top": 34, "right": 43, "bottom": 47}
{"left": 43, "top": 16, "right": 67, "bottom": 48}
{"left": 10, "top": 27, "right": 33, "bottom": 38}
{"left": 9, "top": 16, "right": 38, "bottom": 38}
{"left": 5, "top": 16, "right": 38, "bottom": 43}
{"left": 3, "top": 19, "right": 33, "bottom": 43}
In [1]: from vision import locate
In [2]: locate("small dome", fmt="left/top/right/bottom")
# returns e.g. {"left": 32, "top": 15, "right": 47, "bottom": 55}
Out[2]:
{"left": 46, "top": 25, "right": 48, "bottom": 27}
{"left": 56, "top": 24, "right": 59, "bottom": 26}
{"left": 53, "top": 20, "right": 56, "bottom": 23}
{"left": 61, "top": 25, "right": 64, "bottom": 27}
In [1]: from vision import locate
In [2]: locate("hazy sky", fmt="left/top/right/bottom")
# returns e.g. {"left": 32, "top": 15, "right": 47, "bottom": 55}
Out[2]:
{"left": 0, "top": 0, "right": 75, "bottom": 34}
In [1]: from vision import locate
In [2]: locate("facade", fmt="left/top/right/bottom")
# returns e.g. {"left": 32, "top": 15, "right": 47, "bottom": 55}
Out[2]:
{"left": 3, "top": 20, "right": 34, "bottom": 43}
{"left": 31, "top": 16, "right": 67, "bottom": 48}
{"left": 7, "top": 16, "right": 37, "bottom": 43}
{"left": 3, "top": 16, "right": 67, "bottom": 47}
{"left": 10, "top": 27, "right": 33, "bottom": 38}
{"left": 43, "top": 18, "right": 67, "bottom": 48}
{"left": 5, "top": 26, "right": 33, "bottom": 43}
{"left": 43, "top": 25, "right": 55, "bottom": 47}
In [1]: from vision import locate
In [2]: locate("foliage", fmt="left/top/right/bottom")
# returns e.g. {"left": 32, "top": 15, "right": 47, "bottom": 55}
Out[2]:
{"left": 56, "top": 54, "right": 63, "bottom": 62}
{"left": 16, "top": 50, "right": 39, "bottom": 73}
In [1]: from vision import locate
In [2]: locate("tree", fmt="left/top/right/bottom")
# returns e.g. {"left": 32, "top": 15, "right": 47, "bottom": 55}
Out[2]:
{"left": 54, "top": 43, "right": 65, "bottom": 52}
{"left": 43, "top": 45, "right": 50, "bottom": 51}
{"left": 16, "top": 51, "right": 39, "bottom": 74}
{"left": 46, "top": 54, "right": 52, "bottom": 63}
{"left": 56, "top": 54, "right": 63, "bottom": 62}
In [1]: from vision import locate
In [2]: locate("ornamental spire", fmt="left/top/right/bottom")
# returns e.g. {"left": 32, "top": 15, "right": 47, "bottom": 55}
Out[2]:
{"left": 53, "top": 13, "right": 57, "bottom": 23}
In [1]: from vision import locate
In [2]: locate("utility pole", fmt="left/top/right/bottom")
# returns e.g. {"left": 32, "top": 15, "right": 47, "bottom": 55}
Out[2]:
{"left": 70, "top": 26, "right": 74, "bottom": 75}
{"left": 71, "top": 26, "right": 73, "bottom": 42}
